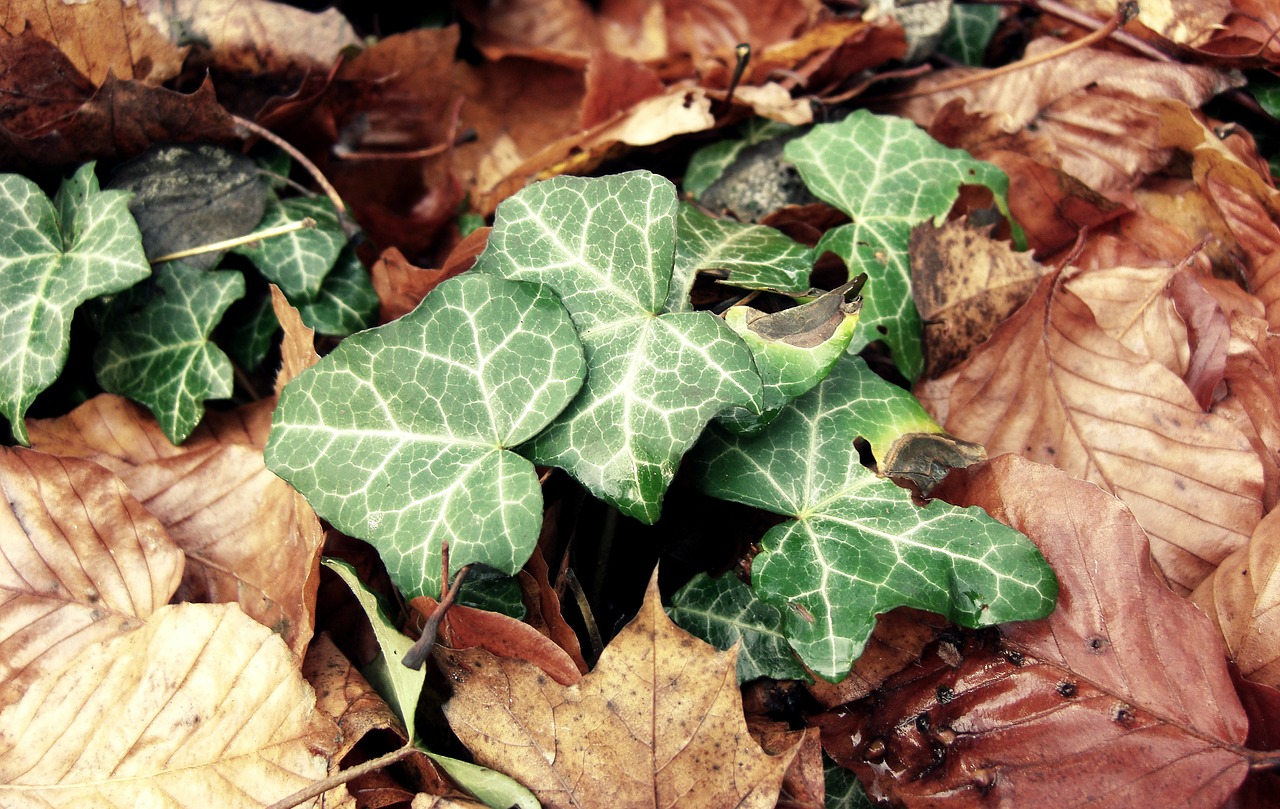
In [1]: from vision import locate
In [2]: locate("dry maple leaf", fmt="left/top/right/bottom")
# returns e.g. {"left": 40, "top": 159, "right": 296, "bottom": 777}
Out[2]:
{"left": 916, "top": 268, "right": 1263, "bottom": 592}
{"left": 0, "top": 446, "right": 184, "bottom": 706}
{"left": 821, "top": 455, "right": 1251, "bottom": 807}
{"left": 440, "top": 571, "right": 797, "bottom": 808}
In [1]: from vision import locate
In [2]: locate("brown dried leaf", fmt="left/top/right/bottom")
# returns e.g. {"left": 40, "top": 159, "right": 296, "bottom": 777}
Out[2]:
{"left": 270, "top": 285, "right": 319, "bottom": 397}
{"left": 1063, "top": 0, "right": 1230, "bottom": 46}
{"left": 0, "top": 602, "right": 344, "bottom": 807}
{"left": 1218, "top": 314, "right": 1280, "bottom": 510}
{"left": 916, "top": 270, "right": 1263, "bottom": 592}
{"left": 911, "top": 218, "right": 1048, "bottom": 376}
{"left": 441, "top": 572, "right": 796, "bottom": 808}
{"left": 1191, "top": 507, "right": 1280, "bottom": 688}
{"left": 0, "top": 447, "right": 183, "bottom": 705}
{"left": 28, "top": 397, "right": 325, "bottom": 659}
{"left": 804, "top": 610, "right": 946, "bottom": 710}
{"left": 2, "top": 0, "right": 187, "bottom": 84}
{"left": 0, "top": 31, "right": 237, "bottom": 172}
{"left": 821, "top": 456, "right": 1250, "bottom": 807}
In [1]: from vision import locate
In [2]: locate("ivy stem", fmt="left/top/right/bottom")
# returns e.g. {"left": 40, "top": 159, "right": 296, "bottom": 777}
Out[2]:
{"left": 262, "top": 743, "right": 418, "bottom": 809}
{"left": 149, "top": 218, "right": 316, "bottom": 264}
{"left": 232, "top": 114, "right": 347, "bottom": 218}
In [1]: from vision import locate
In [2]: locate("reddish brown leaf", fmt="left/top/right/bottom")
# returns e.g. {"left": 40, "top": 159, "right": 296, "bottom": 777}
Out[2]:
{"left": 820, "top": 456, "right": 1249, "bottom": 807}
{"left": 440, "top": 572, "right": 796, "bottom": 808}
{"left": 270, "top": 285, "right": 319, "bottom": 397}
{"left": 2, "top": 1, "right": 186, "bottom": 84}
{"left": 916, "top": 269, "right": 1263, "bottom": 592}
{"left": 804, "top": 610, "right": 946, "bottom": 710}
{"left": 520, "top": 540, "right": 588, "bottom": 675}
{"left": 1218, "top": 314, "right": 1280, "bottom": 509}
{"left": 1063, "top": 0, "right": 1230, "bottom": 46}
{"left": 0, "top": 31, "right": 237, "bottom": 171}
{"left": 1193, "top": 0, "right": 1280, "bottom": 65}
{"left": 0, "top": 447, "right": 183, "bottom": 706}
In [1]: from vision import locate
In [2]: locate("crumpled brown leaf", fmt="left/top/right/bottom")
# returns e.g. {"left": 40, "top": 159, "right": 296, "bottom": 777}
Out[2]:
{"left": 916, "top": 268, "right": 1263, "bottom": 593}
{"left": 440, "top": 571, "right": 796, "bottom": 808}
{"left": 820, "top": 455, "right": 1250, "bottom": 807}
{"left": 0, "top": 601, "right": 345, "bottom": 808}
{"left": 0, "top": 447, "right": 184, "bottom": 706}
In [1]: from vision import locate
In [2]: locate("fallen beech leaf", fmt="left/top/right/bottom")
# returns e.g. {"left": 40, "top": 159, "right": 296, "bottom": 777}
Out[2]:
{"left": 1229, "top": 671, "right": 1280, "bottom": 807}
{"left": 821, "top": 456, "right": 1250, "bottom": 807}
{"left": 370, "top": 247, "right": 464, "bottom": 324}
{"left": 4, "top": 0, "right": 186, "bottom": 84}
{"left": 441, "top": 572, "right": 797, "bottom": 808}
{"left": 0, "top": 32, "right": 237, "bottom": 172}
{"left": 28, "top": 397, "right": 325, "bottom": 659}
{"left": 0, "top": 447, "right": 183, "bottom": 704}
{"left": 1066, "top": 0, "right": 1230, "bottom": 46}
{"left": 1218, "top": 315, "right": 1280, "bottom": 509}
{"left": 917, "top": 270, "right": 1263, "bottom": 592}
{"left": 1192, "top": 0, "right": 1280, "bottom": 64}
{"left": 0, "top": 602, "right": 344, "bottom": 807}
{"left": 1191, "top": 508, "right": 1280, "bottom": 688}
{"left": 910, "top": 218, "right": 1048, "bottom": 376}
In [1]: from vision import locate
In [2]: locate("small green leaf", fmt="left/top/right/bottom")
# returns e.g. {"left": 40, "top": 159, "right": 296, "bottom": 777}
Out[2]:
{"left": 939, "top": 4, "right": 1001, "bottom": 66}
{"left": 0, "top": 164, "right": 151, "bottom": 443}
{"left": 234, "top": 195, "right": 345, "bottom": 301}
{"left": 323, "top": 558, "right": 424, "bottom": 740}
{"left": 824, "top": 756, "right": 874, "bottom": 808}
{"left": 694, "top": 355, "right": 1057, "bottom": 680}
{"left": 671, "top": 203, "right": 814, "bottom": 308}
{"left": 426, "top": 753, "right": 540, "bottom": 809}
{"left": 475, "top": 172, "right": 762, "bottom": 523}
{"left": 717, "top": 279, "right": 863, "bottom": 434}
{"left": 784, "top": 111, "right": 1020, "bottom": 378}
{"left": 668, "top": 572, "right": 809, "bottom": 683}
{"left": 684, "top": 118, "right": 797, "bottom": 197}
{"left": 267, "top": 273, "right": 585, "bottom": 598}
{"left": 457, "top": 565, "right": 526, "bottom": 619}
{"left": 94, "top": 263, "right": 244, "bottom": 444}
{"left": 1249, "top": 76, "right": 1280, "bottom": 119}
{"left": 294, "top": 245, "right": 379, "bottom": 336}
{"left": 220, "top": 290, "right": 279, "bottom": 372}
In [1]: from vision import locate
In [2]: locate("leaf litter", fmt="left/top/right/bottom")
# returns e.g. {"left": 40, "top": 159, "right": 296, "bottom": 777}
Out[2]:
{"left": 4, "top": 1, "right": 1280, "bottom": 807}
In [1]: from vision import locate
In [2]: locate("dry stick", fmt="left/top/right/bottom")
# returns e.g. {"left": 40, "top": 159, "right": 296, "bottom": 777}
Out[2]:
{"left": 231, "top": 114, "right": 347, "bottom": 218}
{"left": 1033, "top": 0, "right": 1171, "bottom": 62}
{"left": 875, "top": 1, "right": 1138, "bottom": 102}
{"left": 403, "top": 546, "right": 472, "bottom": 671}
{"left": 263, "top": 743, "right": 419, "bottom": 809}
{"left": 149, "top": 217, "right": 316, "bottom": 263}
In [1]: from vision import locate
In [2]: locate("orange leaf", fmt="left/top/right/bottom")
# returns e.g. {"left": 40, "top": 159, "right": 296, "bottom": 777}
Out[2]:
{"left": 441, "top": 572, "right": 796, "bottom": 808}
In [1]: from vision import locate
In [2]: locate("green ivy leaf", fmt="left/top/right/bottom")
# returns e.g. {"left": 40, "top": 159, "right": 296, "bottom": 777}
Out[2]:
{"left": 266, "top": 273, "right": 585, "bottom": 598}
{"left": 220, "top": 289, "right": 279, "bottom": 372}
{"left": 0, "top": 164, "right": 151, "bottom": 443}
{"left": 234, "top": 195, "right": 345, "bottom": 301}
{"left": 671, "top": 203, "right": 813, "bottom": 308}
{"left": 94, "top": 263, "right": 245, "bottom": 443}
{"left": 294, "top": 245, "right": 379, "bottom": 336}
{"left": 475, "top": 171, "right": 762, "bottom": 523}
{"left": 694, "top": 355, "right": 1057, "bottom": 680}
{"left": 939, "top": 4, "right": 1001, "bottom": 66}
{"left": 684, "top": 118, "right": 797, "bottom": 197}
{"left": 784, "top": 111, "right": 1020, "bottom": 379}
{"left": 718, "top": 279, "right": 864, "bottom": 434}
{"left": 824, "top": 756, "right": 874, "bottom": 809}
{"left": 668, "top": 572, "right": 809, "bottom": 684}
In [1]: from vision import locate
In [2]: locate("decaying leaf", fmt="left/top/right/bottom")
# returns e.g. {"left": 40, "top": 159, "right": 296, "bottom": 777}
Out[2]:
{"left": 0, "top": 602, "right": 344, "bottom": 808}
{"left": 441, "top": 572, "right": 797, "bottom": 808}
{"left": 0, "top": 447, "right": 183, "bottom": 705}
{"left": 821, "top": 455, "right": 1250, "bottom": 807}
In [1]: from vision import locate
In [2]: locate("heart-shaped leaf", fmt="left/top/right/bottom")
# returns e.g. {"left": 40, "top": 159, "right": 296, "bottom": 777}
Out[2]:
{"left": 474, "top": 171, "right": 762, "bottom": 523}
{"left": 694, "top": 355, "right": 1057, "bottom": 680}
{"left": 293, "top": 245, "right": 379, "bottom": 337}
{"left": 784, "top": 111, "right": 1019, "bottom": 378}
{"left": 94, "top": 262, "right": 245, "bottom": 444}
{"left": 0, "top": 164, "right": 150, "bottom": 443}
{"left": 234, "top": 195, "right": 345, "bottom": 302}
{"left": 266, "top": 272, "right": 585, "bottom": 598}
{"left": 671, "top": 203, "right": 814, "bottom": 307}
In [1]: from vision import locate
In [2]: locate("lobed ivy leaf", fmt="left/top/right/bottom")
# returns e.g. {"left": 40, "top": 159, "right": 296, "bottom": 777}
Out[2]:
{"left": 234, "top": 194, "right": 345, "bottom": 301}
{"left": 95, "top": 262, "right": 245, "bottom": 444}
{"left": 671, "top": 203, "right": 814, "bottom": 308}
{"left": 668, "top": 572, "right": 809, "bottom": 684}
{"left": 684, "top": 117, "right": 797, "bottom": 198}
{"left": 294, "top": 244, "right": 379, "bottom": 337}
{"left": 694, "top": 355, "right": 1057, "bottom": 680}
{"left": 474, "top": 171, "right": 762, "bottom": 523}
{"left": 718, "top": 278, "right": 864, "bottom": 434}
{"left": 784, "top": 111, "right": 1020, "bottom": 379}
{"left": 266, "top": 273, "right": 585, "bottom": 598}
{"left": 0, "top": 164, "right": 150, "bottom": 443}
{"left": 939, "top": 3, "right": 1001, "bottom": 66}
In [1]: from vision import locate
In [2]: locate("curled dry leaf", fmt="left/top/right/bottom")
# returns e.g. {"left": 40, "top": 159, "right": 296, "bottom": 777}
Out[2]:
{"left": 28, "top": 396, "right": 325, "bottom": 659}
{"left": 1218, "top": 314, "right": 1280, "bottom": 510}
{"left": 441, "top": 572, "right": 797, "bottom": 808}
{"left": 270, "top": 284, "right": 319, "bottom": 396}
{"left": 0, "top": 447, "right": 183, "bottom": 704}
{"left": 916, "top": 269, "right": 1263, "bottom": 592}
{"left": 820, "top": 455, "right": 1249, "bottom": 807}
{"left": 1065, "top": 0, "right": 1230, "bottom": 46}
{"left": 0, "top": 602, "right": 343, "bottom": 808}
{"left": 1191, "top": 508, "right": 1280, "bottom": 688}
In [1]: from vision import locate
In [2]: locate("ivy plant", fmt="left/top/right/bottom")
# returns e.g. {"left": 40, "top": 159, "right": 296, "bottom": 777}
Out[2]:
{"left": 265, "top": 116, "right": 1058, "bottom": 682}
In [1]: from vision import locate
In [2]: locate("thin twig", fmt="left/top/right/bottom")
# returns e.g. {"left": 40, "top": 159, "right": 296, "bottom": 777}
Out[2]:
{"left": 263, "top": 743, "right": 418, "bottom": 809}
{"left": 404, "top": 543, "right": 472, "bottom": 670}
{"left": 875, "top": 1, "right": 1138, "bottom": 102}
{"left": 232, "top": 114, "right": 347, "bottom": 218}
{"left": 1033, "top": 0, "right": 1172, "bottom": 62}
{"left": 150, "top": 218, "right": 316, "bottom": 264}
